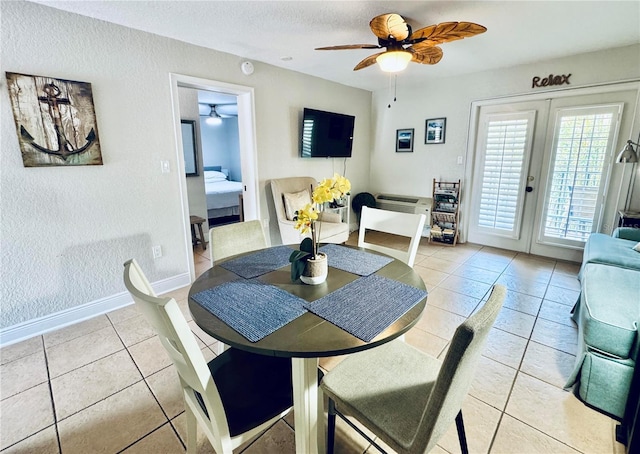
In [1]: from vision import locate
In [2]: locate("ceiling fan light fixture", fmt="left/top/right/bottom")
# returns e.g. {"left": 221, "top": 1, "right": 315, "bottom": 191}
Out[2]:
{"left": 206, "top": 105, "right": 223, "bottom": 126}
{"left": 376, "top": 50, "right": 412, "bottom": 72}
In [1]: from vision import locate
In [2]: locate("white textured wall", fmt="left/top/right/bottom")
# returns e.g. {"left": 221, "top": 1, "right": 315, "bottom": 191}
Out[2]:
{"left": 0, "top": 1, "right": 372, "bottom": 329}
{"left": 369, "top": 44, "right": 640, "bottom": 217}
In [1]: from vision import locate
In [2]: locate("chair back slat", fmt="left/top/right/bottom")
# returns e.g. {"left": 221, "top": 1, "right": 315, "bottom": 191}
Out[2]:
{"left": 123, "top": 259, "right": 230, "bottom": 440}
{"left": 358, "top": 206, "right": 426, "bottom": 267}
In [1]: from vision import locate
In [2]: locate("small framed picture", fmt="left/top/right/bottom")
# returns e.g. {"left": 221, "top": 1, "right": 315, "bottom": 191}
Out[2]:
{"left": 425, "top": 118, "right": 446, "bottom": 144}
{"left": 396, "top": 128, "right": 414, "bottom": 152}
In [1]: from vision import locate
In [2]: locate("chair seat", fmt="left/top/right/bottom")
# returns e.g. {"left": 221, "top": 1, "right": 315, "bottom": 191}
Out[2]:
{"left": 199, "top": 348, "right": 293, "bottom": 437}
{"left": 321, "top": 340, "right": 441, "bottom": 450}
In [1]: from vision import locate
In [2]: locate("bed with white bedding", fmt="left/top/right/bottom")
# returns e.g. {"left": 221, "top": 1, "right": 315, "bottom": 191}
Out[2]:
{"left": 204, "top": 167, "right": 243, "bottom": 220}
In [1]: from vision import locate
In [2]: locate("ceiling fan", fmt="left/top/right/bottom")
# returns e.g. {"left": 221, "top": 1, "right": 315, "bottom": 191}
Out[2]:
{"left": 199, "top": 103, "right": 237, "bottom": 125}
{"left": 316, "top": 13, "right": 487, "bottom": 72}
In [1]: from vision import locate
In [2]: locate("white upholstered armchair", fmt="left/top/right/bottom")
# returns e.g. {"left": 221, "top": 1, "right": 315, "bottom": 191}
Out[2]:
{"left": 270, "top": 177, "right": 349, "bottom": 245}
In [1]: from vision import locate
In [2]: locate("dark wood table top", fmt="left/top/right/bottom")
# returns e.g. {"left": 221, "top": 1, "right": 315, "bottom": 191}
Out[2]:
{"left": 188, "top": 245, "right": 427, "bottom": 358}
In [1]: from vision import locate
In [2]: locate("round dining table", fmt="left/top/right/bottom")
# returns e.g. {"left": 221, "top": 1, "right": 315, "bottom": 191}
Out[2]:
{"left": 188, "top": 244, "right": 427, "bottom": 454}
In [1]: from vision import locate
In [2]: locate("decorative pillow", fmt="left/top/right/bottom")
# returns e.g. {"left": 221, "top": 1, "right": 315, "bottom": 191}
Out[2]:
{"left": 204, "top": 170, "right": 227, "bottom": 182}
{"left": 283, "top": 189, "right": 311, "bottom": 220}
{"left": 634, "top": 242, "right": 640, "bottom": 252}
{"left": 318, "top": 211, "right": 341, "bottom": 223}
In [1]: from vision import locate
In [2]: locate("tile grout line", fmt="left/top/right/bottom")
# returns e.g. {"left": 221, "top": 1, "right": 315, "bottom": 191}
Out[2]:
{"left": 42, "top": 334, "right": 63, "bottom": 454}
{"left": 107, "top": 313, "right": 188, "bottom": 452}
{"left": 407, "top": 243, "right": 585, "bottom": 453}
{"left": 487, "top": 257, "right": 585, "bottom": 454}
{"left": 472, "top": 247, "right": 520, "bottom": 454}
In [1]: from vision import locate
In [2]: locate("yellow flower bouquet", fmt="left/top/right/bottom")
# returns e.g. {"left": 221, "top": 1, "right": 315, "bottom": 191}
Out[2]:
{"left": 289, "top": 174, "right": 351, "bottom": 282}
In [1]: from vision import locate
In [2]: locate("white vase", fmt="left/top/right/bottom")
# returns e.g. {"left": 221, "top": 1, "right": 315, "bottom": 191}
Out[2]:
{"left": 300, "top": 252, "right": 328, "bottom": 285}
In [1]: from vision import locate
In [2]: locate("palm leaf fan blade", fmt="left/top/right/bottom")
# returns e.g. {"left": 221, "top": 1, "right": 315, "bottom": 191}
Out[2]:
{"left": 410, "top": 21, "right": 487, "bottom": 45}
{"left": 353, "top": 52, "right": 383, "bottom": 71}
{"left": 411, "top": 45, "right": 443, "bottom": 65}
{"left": 370, "top": 13, "right": 409, "bottom": 41}
{"left": 315, "top": 44, "right": 381, "bottom": 50}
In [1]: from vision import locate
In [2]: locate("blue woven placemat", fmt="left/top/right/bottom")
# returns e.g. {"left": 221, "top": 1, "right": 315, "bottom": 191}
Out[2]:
{"left": 220, "top": 245, "right": 293, "bottom": 279}
{"left": 319, "top": 244, "right": 394, "bottom": 276}
{"left": 191, "top": 280, "right": 307, "bottom": 342}
{"left": 304, "top": 274, "right": 427, "bottom": 342}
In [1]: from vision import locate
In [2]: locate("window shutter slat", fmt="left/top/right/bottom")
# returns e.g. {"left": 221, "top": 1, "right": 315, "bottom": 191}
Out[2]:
{"left": 477, "top": 118, "right": 529, "bottom": 232}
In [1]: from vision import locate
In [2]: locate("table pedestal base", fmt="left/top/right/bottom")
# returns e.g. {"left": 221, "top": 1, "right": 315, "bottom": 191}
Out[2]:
{"left": 292, "top": 357, "right": 325, "bottom": 454}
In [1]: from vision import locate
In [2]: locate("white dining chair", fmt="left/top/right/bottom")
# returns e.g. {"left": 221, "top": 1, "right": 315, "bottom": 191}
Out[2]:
{"left": 358, "top": 205, "right": 426, "bottom": 267}
{"left": 123, "top": 259, "right": 293, "bottom": 454}
{"left": 208, "top": 219, "right": 268, "bottom": 354}
{"left": 320, "top": 284, "right": 507, "bottom": 454}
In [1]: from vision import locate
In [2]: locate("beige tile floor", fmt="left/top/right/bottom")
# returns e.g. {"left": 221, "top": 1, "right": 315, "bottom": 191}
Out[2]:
{"left": 0, "top": 232, "right": 628, "bottom": 453}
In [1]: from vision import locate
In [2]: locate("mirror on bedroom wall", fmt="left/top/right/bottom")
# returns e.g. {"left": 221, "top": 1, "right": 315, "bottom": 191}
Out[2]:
{"left": 181, "top": 119, "right": 198, "bottom": 177}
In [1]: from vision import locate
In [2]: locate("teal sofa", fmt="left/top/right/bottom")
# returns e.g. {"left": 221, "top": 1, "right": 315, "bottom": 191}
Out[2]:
{"left": 566, "top": 228, "right": 640, "bottom": 418}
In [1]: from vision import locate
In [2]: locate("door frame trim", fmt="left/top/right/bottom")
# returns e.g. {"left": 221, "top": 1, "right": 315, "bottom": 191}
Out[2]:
{"left": 169, "top": 73, "right": 260, "bottom": 282}
{"left": 463, "top": 80, "right": 640, "bottom": 251}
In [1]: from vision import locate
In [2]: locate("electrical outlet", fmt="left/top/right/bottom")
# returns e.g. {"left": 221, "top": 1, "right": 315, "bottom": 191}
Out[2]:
{"left": 152, "top": 245, "right": 162, "bottom": 259}
{"left": 457, "top": 155, "right": 464, "bottom": 165}
{"left": 603, "top": 223, "right": 610, "bottom": 233}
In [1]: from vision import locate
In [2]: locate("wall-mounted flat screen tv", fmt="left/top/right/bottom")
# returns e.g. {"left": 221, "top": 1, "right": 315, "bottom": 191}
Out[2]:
{"left": 300, "top": 108, "right": 355, "bottom": 158}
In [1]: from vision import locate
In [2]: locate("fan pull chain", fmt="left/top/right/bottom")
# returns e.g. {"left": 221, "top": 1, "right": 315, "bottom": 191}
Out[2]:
{"left": 387, "top": 74, "right": 398, "bottom": 108}
{"left": 394, "top": 74, "right": 398, "bottom": 102}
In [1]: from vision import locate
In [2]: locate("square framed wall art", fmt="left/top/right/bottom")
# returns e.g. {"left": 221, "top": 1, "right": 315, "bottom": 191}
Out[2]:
{"left": 425, "top": 118, "right": 446, "bottom": 144}
{"left": 396, "top": 128, "right": 414, "bottom": 152}
{"left": 6, "top": 72, "right": 102, "bottom": 167}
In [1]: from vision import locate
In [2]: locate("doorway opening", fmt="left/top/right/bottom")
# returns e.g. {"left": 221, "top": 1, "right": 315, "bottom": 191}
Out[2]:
{"left": 197, "top": 91, "right": 243, "bottom": 228}
{"left": 464, "top": 82, "right": 639, "bottom": 262}
{"left": 170, "top": 74, "right": 260, "bottom": 281}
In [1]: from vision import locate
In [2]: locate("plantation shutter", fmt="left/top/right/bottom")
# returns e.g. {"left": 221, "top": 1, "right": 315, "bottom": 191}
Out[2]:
{"left": 474, "top": 111, "right": 536, "bottom": 238}
{"left": 539, "top": 105, "right": 621, "bottom": 245}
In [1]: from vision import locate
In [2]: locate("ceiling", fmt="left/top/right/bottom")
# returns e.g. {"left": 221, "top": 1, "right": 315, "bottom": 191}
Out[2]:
{"left": 32, "top": 1, "right": 640, "bottom": 92}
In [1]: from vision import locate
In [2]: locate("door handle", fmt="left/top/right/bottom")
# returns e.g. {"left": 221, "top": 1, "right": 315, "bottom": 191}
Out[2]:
{"left": 526, "top": 186, "right": 534, "bottom": 193}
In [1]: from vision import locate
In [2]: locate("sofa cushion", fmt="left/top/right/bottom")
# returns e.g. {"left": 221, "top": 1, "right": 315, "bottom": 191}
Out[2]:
{"left": 581, "top": 233, "right": 640, "bottom": 272}
{"left": 580, "top": 263, "right": 640, "bottom": 359}
{"left": 578, "top": 350, "right": 635, "bottom": 418}
{"left": 613, "top": 227, "right": 640, "bottom": 242}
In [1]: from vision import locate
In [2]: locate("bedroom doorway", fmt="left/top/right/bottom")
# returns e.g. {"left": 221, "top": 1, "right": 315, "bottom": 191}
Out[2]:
{"left": 197, "top": 90, "right": 244, "bottom": 228}
{"left": 170, "top": 74, "right": 260, "bottom": 281}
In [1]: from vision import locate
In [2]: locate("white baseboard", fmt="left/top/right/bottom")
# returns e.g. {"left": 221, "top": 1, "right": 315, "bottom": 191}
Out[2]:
{"left": 0, "top": 272, "right": 191, "bottom": 348}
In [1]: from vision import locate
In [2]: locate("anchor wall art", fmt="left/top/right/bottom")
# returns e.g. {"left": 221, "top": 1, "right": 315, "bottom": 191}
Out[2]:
{"left": 6, "top": 72, "right": 102, "bottom": 167}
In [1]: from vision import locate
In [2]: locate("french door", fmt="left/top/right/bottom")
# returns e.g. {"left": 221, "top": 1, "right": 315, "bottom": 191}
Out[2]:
{"left": 468, "top": 90, "right": 635, "bottom": 261}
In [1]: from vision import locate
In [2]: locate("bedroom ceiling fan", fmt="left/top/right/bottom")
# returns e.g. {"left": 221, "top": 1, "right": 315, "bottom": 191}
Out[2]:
{"left": 199, "top": 103, "right": 238, "bottom": 126}
{"left": 316, "top": 13, "right": 487, "bottom": 72}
